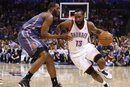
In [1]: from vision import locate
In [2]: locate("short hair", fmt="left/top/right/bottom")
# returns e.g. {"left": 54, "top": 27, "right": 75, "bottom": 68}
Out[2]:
{"left": 75, "top": 9, "right": 85, "bottom": 15}
{"left": 48, "top": 2, "right": 56, "bottom": 9}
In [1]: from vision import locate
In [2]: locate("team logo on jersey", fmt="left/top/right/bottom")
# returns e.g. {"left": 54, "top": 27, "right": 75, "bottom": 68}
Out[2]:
{"left": 31, "top": 43, "right": 37, "bottom": 49}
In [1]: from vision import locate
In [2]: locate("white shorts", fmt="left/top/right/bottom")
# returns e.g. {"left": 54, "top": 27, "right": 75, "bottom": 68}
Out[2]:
{"left": 70, "top": 43, "right": 100, "bottom": 72}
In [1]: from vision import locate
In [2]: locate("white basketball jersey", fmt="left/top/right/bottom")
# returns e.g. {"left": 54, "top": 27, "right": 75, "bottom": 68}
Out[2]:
{"left": 68, "top": 19, "right": 90, "bottom": 53}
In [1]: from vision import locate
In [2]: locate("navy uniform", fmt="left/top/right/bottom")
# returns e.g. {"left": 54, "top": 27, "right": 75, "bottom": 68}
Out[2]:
{"left": 18, "top": 13, "right": 48, "bottom": 58}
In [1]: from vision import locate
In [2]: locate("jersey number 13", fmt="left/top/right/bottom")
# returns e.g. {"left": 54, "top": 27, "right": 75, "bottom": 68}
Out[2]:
{"left": 76, "top": 40, "right": 82, "bottom": 47}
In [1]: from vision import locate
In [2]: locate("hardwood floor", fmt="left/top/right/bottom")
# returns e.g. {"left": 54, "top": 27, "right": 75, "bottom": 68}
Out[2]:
{"left": 0, "top": 63, "right": 130, "bottom": 87}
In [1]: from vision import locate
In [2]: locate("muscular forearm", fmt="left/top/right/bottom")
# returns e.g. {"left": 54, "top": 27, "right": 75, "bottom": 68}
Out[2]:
{"left": 57, "top": 39, "right": 65, "bottom": 49}
{"left": 41, "top": 33, "right": 61, "bottom": 39}
{"left": 41, "top": 33, "right": 70, "bottom": 40}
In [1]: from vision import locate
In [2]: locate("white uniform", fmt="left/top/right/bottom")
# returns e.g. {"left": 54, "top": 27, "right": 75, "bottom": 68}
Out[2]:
{"left": 68, "top": 19, "right": 100, "bottom": 72}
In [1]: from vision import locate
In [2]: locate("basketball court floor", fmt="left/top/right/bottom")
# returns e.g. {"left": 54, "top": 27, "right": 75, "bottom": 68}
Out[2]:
{"left": 0, "top": 63, "right": 130, "bottom": 87}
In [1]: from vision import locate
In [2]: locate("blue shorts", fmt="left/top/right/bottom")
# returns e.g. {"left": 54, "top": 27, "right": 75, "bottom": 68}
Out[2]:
{"left": 18, "top": 29, "right": 48, "bottom": 58}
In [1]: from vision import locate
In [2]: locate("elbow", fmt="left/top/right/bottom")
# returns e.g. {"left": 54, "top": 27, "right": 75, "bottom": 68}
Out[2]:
{"left": 96, "top": 30, "right": 102, "bottom": 35}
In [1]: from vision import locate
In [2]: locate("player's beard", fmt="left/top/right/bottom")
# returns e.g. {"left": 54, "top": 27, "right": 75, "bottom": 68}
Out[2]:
{"left": 52, "top": 9, "right": 59, "bottom": 17}
{"left": 75, "top": 20, "right": 84, "bottom": 27}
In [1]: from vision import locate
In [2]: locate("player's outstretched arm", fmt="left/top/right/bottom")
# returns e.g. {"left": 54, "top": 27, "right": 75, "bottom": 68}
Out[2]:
{"left": 40, "top": 13, "right": 71, "bottom": 40}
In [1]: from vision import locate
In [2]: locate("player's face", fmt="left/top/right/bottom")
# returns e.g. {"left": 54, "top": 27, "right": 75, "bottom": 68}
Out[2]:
{"left": 53, "top": 4, "right": 60, "bottom": 16}
{"left": 74, "top": 11, "right": 84, "bottom": 25}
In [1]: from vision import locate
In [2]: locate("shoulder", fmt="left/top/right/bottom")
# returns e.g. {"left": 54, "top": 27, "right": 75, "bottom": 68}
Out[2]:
{"left": 41, "top": 12, "right": 53, "bottom": 25}
{"left": 57, "top": 19, "right": 73, "bottom": 32}
{"left": 41, "top": 12, "right": 53, "bottom": 20}
{"left": 61, "top": 19, "right": 73, "bottom": 27}
{"left": 87, "top": 21, "right": 95, "bottom": 26}
{"left": 87, "top": 21, "right": 96, "bottom": 29}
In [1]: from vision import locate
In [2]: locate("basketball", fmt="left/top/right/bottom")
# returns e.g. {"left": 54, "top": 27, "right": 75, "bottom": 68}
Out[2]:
{"left": 98, "top": 31, "right": 113, "bottom": 46}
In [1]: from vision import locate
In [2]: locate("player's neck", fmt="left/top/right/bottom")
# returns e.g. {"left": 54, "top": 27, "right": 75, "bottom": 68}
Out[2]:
{"left": 48, "top": 10, "right": 53, "bottom": 15}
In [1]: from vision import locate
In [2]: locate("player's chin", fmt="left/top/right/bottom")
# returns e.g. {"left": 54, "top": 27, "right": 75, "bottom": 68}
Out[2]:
{"left": 54, "top": 13, "right": 59, "bottom": 16}
{"left": 76, "top": 21, "right": 82, "bottom": 25}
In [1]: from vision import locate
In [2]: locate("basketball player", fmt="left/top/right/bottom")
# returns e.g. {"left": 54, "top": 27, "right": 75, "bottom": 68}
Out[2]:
{"left": 18, "top": 3, "right": 71, "bottom": 87}
{"left": 56, "top": 9, "right": 112, "bottom": 87}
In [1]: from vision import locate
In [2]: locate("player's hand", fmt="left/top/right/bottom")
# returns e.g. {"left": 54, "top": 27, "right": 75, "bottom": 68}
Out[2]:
{"left": 60, "top": 34, "right": 72, "bottom": 41}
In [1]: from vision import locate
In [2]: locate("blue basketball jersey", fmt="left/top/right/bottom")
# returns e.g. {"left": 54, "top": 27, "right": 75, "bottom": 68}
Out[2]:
{"left": 22, "top": 13, "right": 45, "bottom": 35}
{"left": 18, "top": 13, "right": 48, "bottom": 57}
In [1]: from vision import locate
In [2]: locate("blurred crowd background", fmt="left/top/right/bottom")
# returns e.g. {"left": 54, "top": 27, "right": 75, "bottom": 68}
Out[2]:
{"left": 0, "top": 0, "right": 130, "bottom": 66}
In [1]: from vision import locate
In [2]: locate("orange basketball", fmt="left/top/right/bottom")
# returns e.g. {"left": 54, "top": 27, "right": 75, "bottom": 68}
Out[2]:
{"left": 98, "top": 31, "right": 113, "bottom": 46}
